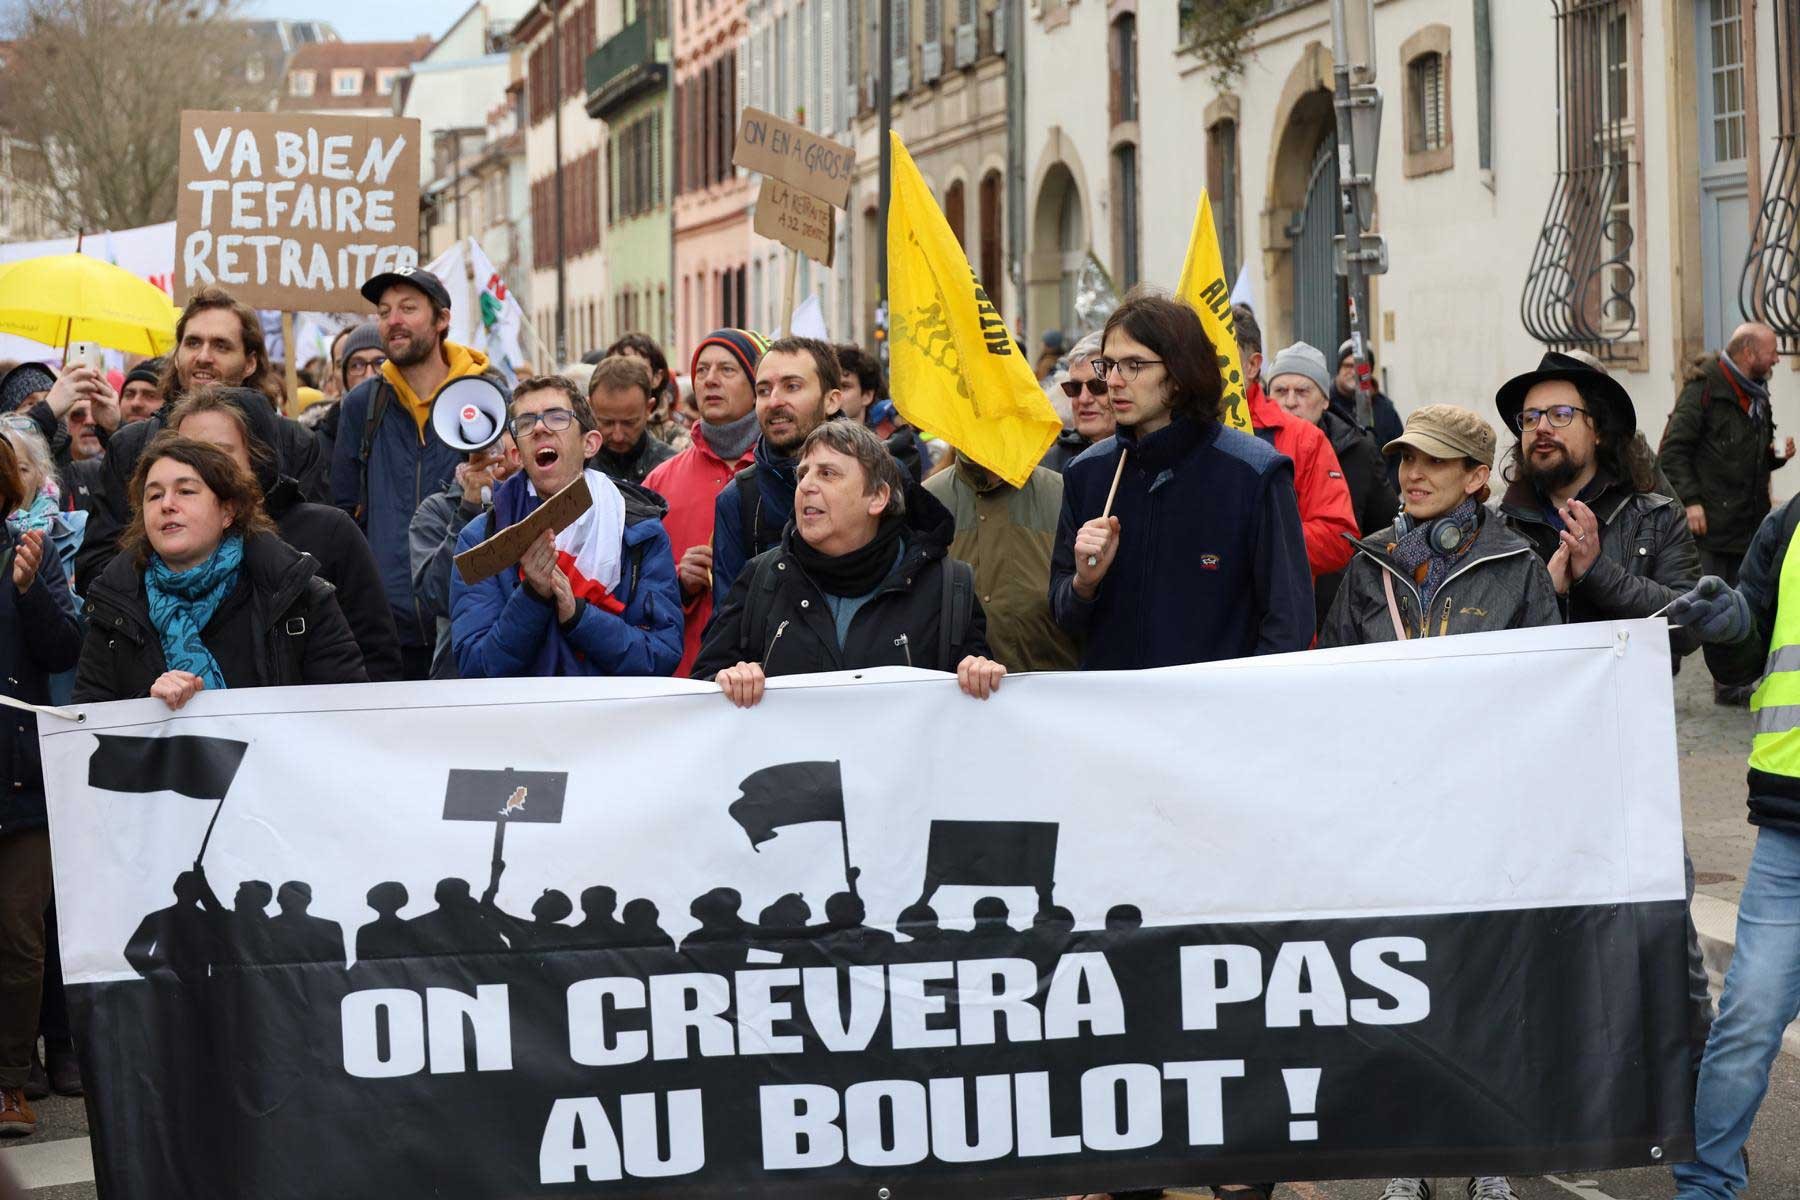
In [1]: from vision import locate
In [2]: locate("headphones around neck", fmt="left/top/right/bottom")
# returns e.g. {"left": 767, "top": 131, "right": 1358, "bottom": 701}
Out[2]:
{"left": 1394, "top": 510, "right": 1470, "bottom": 555}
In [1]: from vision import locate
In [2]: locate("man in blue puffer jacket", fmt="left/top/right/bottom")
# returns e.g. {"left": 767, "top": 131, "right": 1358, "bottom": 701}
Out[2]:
{"left": 450, "top": 375, "right": 683, "bottom": 679}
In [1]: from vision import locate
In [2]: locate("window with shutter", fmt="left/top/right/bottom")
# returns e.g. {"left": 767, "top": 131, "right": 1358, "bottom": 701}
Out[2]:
{"left": 1407, "top": 53, "right": 1446, "bottom": 153}
{"left": 652, "top": 109, "right": 664, "bottom": 208}
{"left": 891, "top": 0, "right": 911, "bottom": 95}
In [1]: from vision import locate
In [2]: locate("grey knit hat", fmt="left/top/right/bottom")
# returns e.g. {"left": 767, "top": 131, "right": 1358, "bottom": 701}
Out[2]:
{"left": 0, "top": 363, "right": 56, "bottom": 413}
{"left": 1266, "top": 341, "right": 1333, "bottom": 400}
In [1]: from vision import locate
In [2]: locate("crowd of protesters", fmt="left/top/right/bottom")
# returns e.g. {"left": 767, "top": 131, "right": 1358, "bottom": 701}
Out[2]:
{"left": 0, "top": 270, "right": 1793, "bottom": 1200}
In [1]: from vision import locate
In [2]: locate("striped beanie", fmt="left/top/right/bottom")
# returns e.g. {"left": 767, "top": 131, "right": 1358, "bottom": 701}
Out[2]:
{"left": 689, "top": 328, "right": 770, "bottom": 381}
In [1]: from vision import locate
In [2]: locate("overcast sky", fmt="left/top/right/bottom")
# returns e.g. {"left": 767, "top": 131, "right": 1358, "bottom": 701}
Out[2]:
{"left": 242, "top": 1, "right": 473, "bottom": 43}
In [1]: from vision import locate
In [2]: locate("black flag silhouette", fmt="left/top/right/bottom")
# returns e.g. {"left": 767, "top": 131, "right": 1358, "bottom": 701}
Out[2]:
{"left": 925, "top": 820, "right": 1059, "bottom": 889}
{"left": 88, "top": 734, "right": 249, "bottom": 800}
{"left": 728, "top": 761, "right": 845, "bottom": 850}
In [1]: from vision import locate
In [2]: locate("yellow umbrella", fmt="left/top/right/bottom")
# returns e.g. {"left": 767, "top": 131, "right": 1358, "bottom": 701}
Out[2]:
{"left": 0, "top": 253, "right": 177, "bottom": 356}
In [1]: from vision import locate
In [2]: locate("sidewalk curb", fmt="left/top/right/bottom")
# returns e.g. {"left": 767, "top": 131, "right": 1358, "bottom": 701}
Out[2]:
{"left": 1690, "top": 891, "right": 1800, "bottom": 1059}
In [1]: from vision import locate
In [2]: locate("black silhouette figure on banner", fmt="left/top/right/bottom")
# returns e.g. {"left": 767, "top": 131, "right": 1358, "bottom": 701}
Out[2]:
{"left": 823, "top": 891, "right": 896, "bottom": 961}
{"left": 268, "top": 882, "right": 347, "bottom": 968}
{"left": 355, "top": 882, "right": 413, "bottom": 962}
{"left": 896, "top": 901, "right": 944, "bottom": 943}
{"left": 1107, "top": 903, "right": 1144, "bottom": 933}
{"left": 571, "top": 886, "right": 627, "bottom": 948}
{"left": 681, "top": 887, "right": 752, "bottom": 953}
{"left": 481, "top": 876, "right": 581, "bottom": 952}
{"left": 621, "top": 898, "right": 673, "bottom": 950}
{"left": 226, "top": 880, "right": 275, "bottom": 963}
{"left": 409, "top": 878, "right": 506, "bottom": 956}
{"left": 758, "top": 892, "right": 812, "bottom": 931}
{"left": 124, "top": 869, "right": 223, "bottom": 981}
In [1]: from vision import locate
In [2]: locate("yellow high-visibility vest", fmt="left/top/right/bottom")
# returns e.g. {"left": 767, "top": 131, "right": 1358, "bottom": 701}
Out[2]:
{"left": 1750, "top": 523, "right": 1800, "bottom": 775}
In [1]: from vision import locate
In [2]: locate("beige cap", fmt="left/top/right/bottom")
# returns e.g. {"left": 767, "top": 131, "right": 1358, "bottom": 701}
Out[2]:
{"left": 1383, "top": 404, "right": 1497, "bottom": 468}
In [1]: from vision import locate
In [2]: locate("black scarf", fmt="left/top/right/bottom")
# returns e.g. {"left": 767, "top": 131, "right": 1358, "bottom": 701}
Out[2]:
{"left": 790, "top": 513, "right": 907, "bottom": 598}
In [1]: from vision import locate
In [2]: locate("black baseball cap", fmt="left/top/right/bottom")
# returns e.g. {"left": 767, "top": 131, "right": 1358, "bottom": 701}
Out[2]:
{"left": 360, "top": 266, "right": 451, "bottom": 310}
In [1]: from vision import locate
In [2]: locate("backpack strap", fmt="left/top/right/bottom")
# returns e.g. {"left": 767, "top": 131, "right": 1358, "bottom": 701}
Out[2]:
{"left": 938, "top": 559, "right": 974, "bottom": 667}
{"left": 736, "top": 550, "right": 787, "bottom": 662}
{"left": 357, "top": 381, "right": 392, "bottom": 520}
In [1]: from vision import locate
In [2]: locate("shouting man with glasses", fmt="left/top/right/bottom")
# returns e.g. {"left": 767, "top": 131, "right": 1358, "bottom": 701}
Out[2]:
{"left": 1049, "top": 291, "right": 1312, "bottom": 670}
{"left": 450, "top": 374, "right": 682, "bottom": 680}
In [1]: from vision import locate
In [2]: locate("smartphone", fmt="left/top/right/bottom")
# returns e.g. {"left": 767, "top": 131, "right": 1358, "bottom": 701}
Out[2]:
{"left": 66, "top": 341, "right": 103, "bottom": 372}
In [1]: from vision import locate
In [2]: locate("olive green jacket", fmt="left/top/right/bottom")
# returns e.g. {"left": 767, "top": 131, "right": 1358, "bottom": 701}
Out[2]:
{"left": 924, "top": 461, "right": 1081, "bottom": 672}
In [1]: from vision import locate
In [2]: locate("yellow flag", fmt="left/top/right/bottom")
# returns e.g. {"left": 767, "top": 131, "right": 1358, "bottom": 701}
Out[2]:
{"left": 1174, "top": 190, "right": 1253, "bottom": 436}
{"left": 886, "top": 132, "right": 1061, "bottom": 487}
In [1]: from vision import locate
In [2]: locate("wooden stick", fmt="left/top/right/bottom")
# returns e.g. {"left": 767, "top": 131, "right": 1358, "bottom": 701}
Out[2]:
{"left": 779, "top": 247, "right": 799, "bottom": 338}
{"left": 280, "top": 312, "right": 299, "bottom": 416}
{"left": 1086, "top": 449, "right": 1129, "bottom": 567}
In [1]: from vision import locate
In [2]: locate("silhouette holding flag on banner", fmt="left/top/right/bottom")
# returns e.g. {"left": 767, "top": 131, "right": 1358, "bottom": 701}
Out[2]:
{"left": 1175, "top": 189, "right": 1254, "bottom": 436}
{"left": 728, "top": 760, "right": 858, "bottom": 896}
{"left": 886, "top": 131, "right": 1062, "bottom": 486}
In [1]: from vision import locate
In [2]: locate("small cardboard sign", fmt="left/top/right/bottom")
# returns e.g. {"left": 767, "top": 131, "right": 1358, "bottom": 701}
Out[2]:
{"left": 732, "top": 107, "right": 855, "bottom": 209}
{"left": 753, "top": 179, "right": 836, "bottom": 267}
{"left": 175, "top": 110, "right": 422, "bottom": 312}
{"left": 453, "top": 476, "right": 593, "bottom": 585}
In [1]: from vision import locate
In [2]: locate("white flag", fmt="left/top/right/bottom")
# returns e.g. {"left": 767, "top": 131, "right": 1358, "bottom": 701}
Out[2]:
{"left": 426, "top": 237, "right": 526, "bottom": 386}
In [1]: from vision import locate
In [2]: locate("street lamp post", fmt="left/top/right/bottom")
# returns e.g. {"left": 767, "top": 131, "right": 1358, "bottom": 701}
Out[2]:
{"left": 1329, "top": 0, "right": 1382, "bottom": 432}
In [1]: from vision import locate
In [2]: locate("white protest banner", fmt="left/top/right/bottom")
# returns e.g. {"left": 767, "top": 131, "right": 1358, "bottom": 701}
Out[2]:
{"left": 175, "top": 110, "right": 421, "bottom": 312}
{"left": 43, "top": 621, "right": 1691, "bottom": 1197}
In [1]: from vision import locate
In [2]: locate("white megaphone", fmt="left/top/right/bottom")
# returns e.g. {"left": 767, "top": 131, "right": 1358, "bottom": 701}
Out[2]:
{"left": 432, "top": 376, "right": 510, "bottom": 453}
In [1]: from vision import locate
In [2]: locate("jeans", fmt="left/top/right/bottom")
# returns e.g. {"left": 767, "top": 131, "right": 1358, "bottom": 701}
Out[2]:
{"left": 0, "top": 829, "right": 51, "bottom": 1088}
{"left": 1672, "top": 824, "right": 1800, "bottom": 1199}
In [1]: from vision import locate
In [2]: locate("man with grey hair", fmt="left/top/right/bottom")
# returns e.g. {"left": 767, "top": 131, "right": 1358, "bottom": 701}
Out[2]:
{"left": 1266, "top": 341, "right": 1398, "bottom": 546}
{"left": 695, "top": 419, "right": 1005, "bottom": 702}
{"left": 1041, "top": 331, "right": 1116, "bottom": 473}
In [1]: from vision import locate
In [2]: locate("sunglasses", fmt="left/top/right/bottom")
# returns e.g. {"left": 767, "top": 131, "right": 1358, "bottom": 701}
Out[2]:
{"left": 1061, "top": 378, "right": 1107, "bottom": 399}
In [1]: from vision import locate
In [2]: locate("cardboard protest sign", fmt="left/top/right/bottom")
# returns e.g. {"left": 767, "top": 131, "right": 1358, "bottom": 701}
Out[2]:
{"left": 733, "top": 107, "right": 855, "bottom": 208}
{"left": 175, "top": 110, "right": 422, "bottom": 312}
{"left": 452, "top": 474, "right": 593, "bottom": 585}
{"left": 753, "top": 178, "right": 836, "bottom": 266}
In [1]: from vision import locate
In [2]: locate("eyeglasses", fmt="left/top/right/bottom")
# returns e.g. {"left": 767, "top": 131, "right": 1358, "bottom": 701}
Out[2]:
{"left": 508, "top": 408, "right": 577, "bottom": 438}
{"left": 1516, "top": 404, "right": 1591, "bottom": 432}
{"left": 1060, "top": 377, "right": 1107, "bottom": 399}
{"left": 345, "top": 353, "right": 385, "bottom": 380}
{"left": 1091, "top": 357, "right": 1164, "bottom": 383}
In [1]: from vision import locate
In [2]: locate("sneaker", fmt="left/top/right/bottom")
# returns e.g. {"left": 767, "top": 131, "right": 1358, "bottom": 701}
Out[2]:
{"left": 1381, "top": 1181, "right": 1432, "bottom": 1200}
{"left": 23, "top": 1046, "right": 48, "bottom": 1101}
{"left": 1467, "top": 1179, "right": 1517, "bottom": 1200}
{"left": 44, "top": 1045, "right": 81, "bottom": 1097}
{"left": 0, "top": 1085, "right": 36, "bottom": 1137}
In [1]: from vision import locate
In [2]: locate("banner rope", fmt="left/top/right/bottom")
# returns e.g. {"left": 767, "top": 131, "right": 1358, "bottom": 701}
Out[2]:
{"left": 0, "top": 692, "right": 84, "bottom": 722}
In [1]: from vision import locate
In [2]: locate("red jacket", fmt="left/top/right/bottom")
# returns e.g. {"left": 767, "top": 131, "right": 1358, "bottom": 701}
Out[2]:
{"left": 643, "top": 427, "right": 757, "bottom": 676}
{"left": 1248, "top": 381, "right": 1359, "bottom": 576}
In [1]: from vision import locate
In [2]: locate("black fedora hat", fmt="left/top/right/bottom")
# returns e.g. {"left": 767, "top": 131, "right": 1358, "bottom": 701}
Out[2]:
{"left": 1495, "top": 351, "right": 1636, "bottom": 440}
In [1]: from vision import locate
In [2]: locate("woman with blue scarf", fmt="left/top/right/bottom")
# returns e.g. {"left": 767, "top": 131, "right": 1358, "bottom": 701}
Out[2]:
{"left": 1321, "top": 405, "right": 1559, "bottom": 648}
{"left": 72, "top": 435, "right": 366, "bottom": 709}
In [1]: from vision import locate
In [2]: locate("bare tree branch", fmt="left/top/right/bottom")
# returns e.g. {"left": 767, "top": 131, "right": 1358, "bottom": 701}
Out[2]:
{"left": 0, "top": 0, "right": 270, "bottom": 230}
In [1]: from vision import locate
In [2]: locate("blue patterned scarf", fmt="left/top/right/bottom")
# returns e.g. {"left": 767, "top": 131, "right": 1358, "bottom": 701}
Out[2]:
{"left": 1390, "top": 499, "right": 1481, "bottom": 612}
{"left": 7, "top": 489, "right": 57, "bottom": 537}
{"left": 144, "top": 534, "right": 245, "bottom": 690}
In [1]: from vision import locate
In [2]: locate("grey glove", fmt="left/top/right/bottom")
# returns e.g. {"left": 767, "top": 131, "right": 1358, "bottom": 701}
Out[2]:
{"left": 1665, "top": 576, "right": 1752, "bottom": 645}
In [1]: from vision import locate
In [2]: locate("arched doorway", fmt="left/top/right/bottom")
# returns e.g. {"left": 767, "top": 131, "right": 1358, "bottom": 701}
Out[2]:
{"left": 1286, "top": 136, "right": 1348, "bottom": 355}
{"left": 1030, "top": 161, "right": 1088, "bottom": 337}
